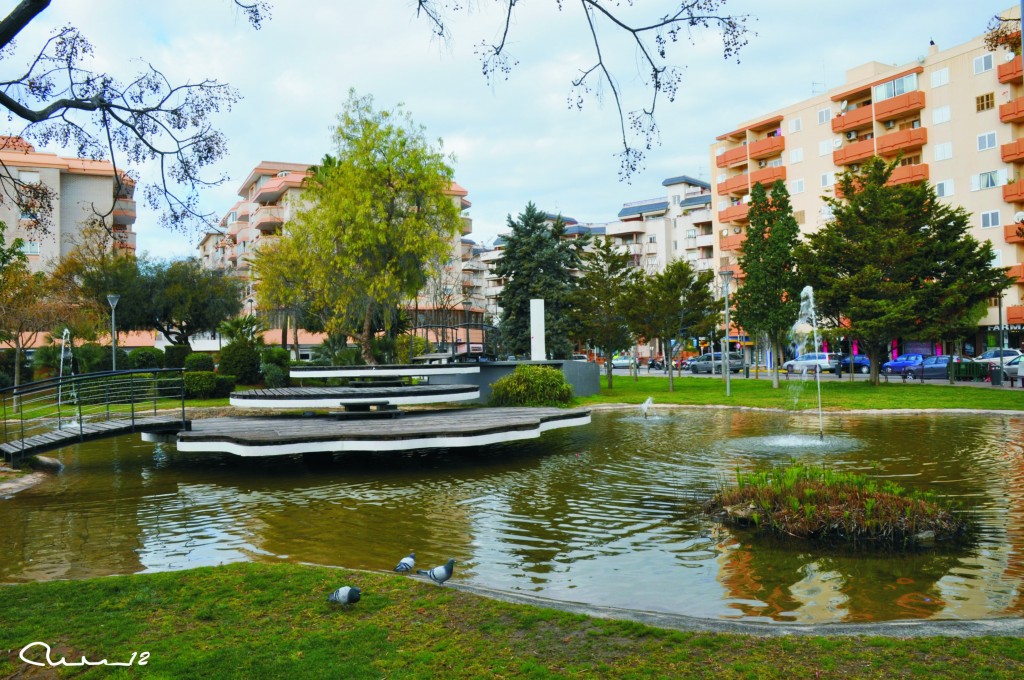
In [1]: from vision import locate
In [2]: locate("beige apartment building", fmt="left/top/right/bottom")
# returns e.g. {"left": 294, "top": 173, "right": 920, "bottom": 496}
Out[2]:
{"left": 0, "top": 135, "right": 136, "bottom": 272}
{"left": 710, "top": 6, "right": 1024, "bottom": 354}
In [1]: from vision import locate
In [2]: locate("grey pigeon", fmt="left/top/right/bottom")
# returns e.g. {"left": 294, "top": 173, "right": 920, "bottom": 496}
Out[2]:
{"left": 417, "top": 558, "right": 456, "bottom": 584}
{"left": 327, "top": 585, "right": 361, "bottom": 605}
{"left": 394, "top": 551, "right": 416, "bottom": 573}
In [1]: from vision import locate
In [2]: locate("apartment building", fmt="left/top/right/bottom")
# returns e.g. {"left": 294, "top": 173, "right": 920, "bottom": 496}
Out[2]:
{"left": 0, "top": 136, "right": 137, "bottom": 272}
{"left": 710, "top": 6, "right": 1024, "bottom": 353}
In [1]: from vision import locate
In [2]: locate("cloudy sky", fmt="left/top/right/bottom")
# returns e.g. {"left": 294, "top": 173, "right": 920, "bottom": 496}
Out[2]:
{"left": 5, "top": 1, "right": 1016, "bottom": 256}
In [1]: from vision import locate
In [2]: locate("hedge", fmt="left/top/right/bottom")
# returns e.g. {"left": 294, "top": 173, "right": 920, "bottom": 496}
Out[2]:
{"left": 184, "top": 353, "right": 215, "bottom": 372}
{"left": 489, "top": 365, "right": 573, "bottom": 407}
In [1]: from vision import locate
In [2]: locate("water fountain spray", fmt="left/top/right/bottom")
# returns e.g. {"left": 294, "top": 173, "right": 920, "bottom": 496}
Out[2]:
{"left": 798, "top": 287, "right": 825, "bottom": 440}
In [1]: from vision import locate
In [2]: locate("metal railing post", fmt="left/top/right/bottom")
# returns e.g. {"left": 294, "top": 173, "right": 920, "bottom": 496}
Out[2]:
{"left": 180, "top": 369, "right": 186, "bottom": 428}
{"left": 131, "top": 372, "right": 136, "bottom": 429}
{"left": 77, "top": 378, "right": 84, "bottom": 441}
{"left": 105, "top": 378, "right": 111, "bottom": 421}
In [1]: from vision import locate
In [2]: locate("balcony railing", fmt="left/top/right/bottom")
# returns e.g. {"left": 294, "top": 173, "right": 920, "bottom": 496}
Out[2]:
{"left": 715, "top": 144, "right": 748, "bottom": 168}
{"left": 251, "top": 204, "right": 284, "bottom": 232}
{"left": 717, "top": 203, "right": 749, "bottom": 224}
{"left": 1005, "top": 223, "right": 1024, "bottom": 244}
{"left": 1003, "top": 180, "right": 1024, "bottom": 204}
{"left": 1002, "top": 139, "right": 1024, "bottom": 164}
{"left": 1008, "top": 264, "right": 1024, "bottom": 284}
{"left": 1008, "top": 305, "right": 1024, "bottom": 324}
{"left": 112, "top": 198, "right": 136, "bottom": 225}
{"left": 876, "top": 127, "right": 927, "bottom": 157}
{"left": 747, "top": 135, "right": 785, "bottom": 160}
{"left": 887, "top": 163, "right": 929, "bottom": 186}
{"left": 831, "top": 105, "right": 873, "bottom": 134}
{"left": 833, "top": 138, "right": 875, "bottom": 166}
{"left": 720, "top": 232, "right": 746, "bottom": 251}
{"left": 874, "top": 90, "right": 926, "bottom": 121}
{"left": 1000, "top": 96, "right": 1024, "bottom": 124}
{"left": 999, "top": 55, "right": 1024, "bottom": 84}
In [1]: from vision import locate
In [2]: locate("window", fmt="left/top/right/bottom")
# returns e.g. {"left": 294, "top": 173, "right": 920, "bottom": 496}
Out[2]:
{"left": 978, "top": 131, "right": 997, "bottom": 151}
{"left": 931, "top": 68, "right": 949, "bottom": 88}
{"left": 974, "top": 53, "right": 994, "bottom": 74}
{"left": 818, "top": 107, "right": 831, "bottom": 124}
{"left": 935, "top": 180, "right": 954, "bottom": 197}
{"left": 972, "top": 169, "right": 1008, "bottom": 190}
{"left": 820, "top": 205, "right": 834, "bottom": 221}
{"left": 673, "top": 240, "right": 678, "bottom": 251}
{"left": 686, "top": 228, "right": 697, "bottom": 238}
{"left": 788, "top": 117, "right": 802, "bottom": 133}
{"left": 873, "top": 73, "right": 918, "bottom": 102}
{"left": 793, "top": 210, "right": 805, "bottom": 224}
{"left": 932, "top": 106, "right": 951, "bottom": 124}
{"left": 818, "top": 139, "right": 833, "bottom": 156}
{"left": 977, "top": 92, "right": 995, "bottom": 111}
{"left": 789, "top": 148, "right": 804, "bottom": 164}
{"left": 820, "top": 172, "right": 835, "bottom": 188}
{"left": 981, "top": 210, "right": 1000, "bottom": 228}
{"left": 648, "top": 235, "right": 657, "bottom": 243}
{"left": 19, "top": 240, "right": 40, "bottom": 255}
{"left": 767, "top": 158, "right": 783, "bottom": 168}
{"left": 933, "top": 142, "right": 953, "bottom": 161}
{"left": 790, "top": 178, "right": 805, "bottom": 194}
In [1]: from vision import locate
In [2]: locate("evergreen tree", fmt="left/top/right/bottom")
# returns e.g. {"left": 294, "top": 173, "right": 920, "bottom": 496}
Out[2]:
{"left": 733, "top": 180, "right": 801, "bottom": 388}
{"left": 495, "top": 203, "right": 588, "bottom": 359}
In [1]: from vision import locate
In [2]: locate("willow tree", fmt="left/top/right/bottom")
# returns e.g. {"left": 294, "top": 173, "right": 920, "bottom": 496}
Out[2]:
{"left": 287, "top": 91, "right": 461, "bottom": 364}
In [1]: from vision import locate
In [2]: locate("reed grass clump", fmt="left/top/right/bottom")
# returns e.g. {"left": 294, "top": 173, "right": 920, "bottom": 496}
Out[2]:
{"left": 706, "top": 464, "right": 969, "bottom": 548}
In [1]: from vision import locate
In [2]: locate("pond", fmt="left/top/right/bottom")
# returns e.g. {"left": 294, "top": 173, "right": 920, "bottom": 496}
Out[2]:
{"left": 3, "top": 408, "right": 1024, "bottom": 624}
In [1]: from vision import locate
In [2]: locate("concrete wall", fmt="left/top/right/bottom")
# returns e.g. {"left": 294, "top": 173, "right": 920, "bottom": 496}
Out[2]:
{"left": 429, "top": 360, "right": 600, "bottom": 404}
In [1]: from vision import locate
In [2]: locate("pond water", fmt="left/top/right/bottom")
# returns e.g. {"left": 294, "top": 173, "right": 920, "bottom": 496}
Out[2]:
{"left": 3, "top": 408, "right": 1024, "bottom": 624}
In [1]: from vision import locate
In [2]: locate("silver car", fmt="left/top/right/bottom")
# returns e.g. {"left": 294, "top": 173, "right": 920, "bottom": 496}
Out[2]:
{"left": 689, "top": 352, "right": 743, "bottom": 374}
{"left": 783, "top": 352, "right": 842, "bottom": 374}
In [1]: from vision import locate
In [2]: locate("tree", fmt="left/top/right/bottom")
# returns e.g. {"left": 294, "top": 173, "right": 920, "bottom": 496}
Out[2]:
{"left": 417, "top": 1, "right": 751, "bottom": 178}
{"left": 569, "top": 237, "right": 638, "bottom": 388}
{"left": 285, "top": 92, "right": 461, "bottom": 364}
{"left": 251, "top": 235, "right": 316, "bottom": 358}
{"left": 624, "top": 259, "right": 718, "bottom": 392}
{"left": 218, "top": 314, "right": 265, "bottom": 345}
{"left": 147, "top": 258, "right": 242, "bottom": 346}
{"left": 0, "top": 1, "right": 268, "bottom": 234}
{"left": 796, "top": 157, "right": 1010, "bottom": 385}
{"left": 495, "top": 203, "right": 588, "bottom": 359}
{"left": 733, "top": 180, "right": 801, "bottom": 388}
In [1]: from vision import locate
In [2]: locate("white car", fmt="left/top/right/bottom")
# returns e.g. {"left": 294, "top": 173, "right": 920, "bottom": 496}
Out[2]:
{"left": 783, "top": 352, "right": 842, "bottom": 374}
{"left": 609, "top": 355, "right": 635, "bottom": 369}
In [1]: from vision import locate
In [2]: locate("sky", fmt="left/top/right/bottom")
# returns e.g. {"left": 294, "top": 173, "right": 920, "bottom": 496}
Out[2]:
{"left": 4, "top": 1, "right": 1017, "bottom": 257}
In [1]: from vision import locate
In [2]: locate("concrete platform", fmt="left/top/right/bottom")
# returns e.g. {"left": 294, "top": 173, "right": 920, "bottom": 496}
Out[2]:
{"left": 229, "top": 384, "right": 480, "bottom": 409}
{"left": 289, "top": 364, "right": 480, "bottom": 379}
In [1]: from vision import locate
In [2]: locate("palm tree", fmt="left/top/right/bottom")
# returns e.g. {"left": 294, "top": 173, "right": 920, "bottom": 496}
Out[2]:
{"left": 218, "top": 314, "right": 265, "bottom": 345}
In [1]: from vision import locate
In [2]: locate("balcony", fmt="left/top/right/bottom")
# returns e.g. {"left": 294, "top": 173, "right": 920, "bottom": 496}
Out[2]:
{"left": 999, "top": 55, "right": 1024, "bottom": 84}
{"left": 112, "top": 198, "right": 136, "bottom": 225}
{"left": 646, "top": 241, "right": 659, "bottom": 254}
{"left": 696, "top": 233, "right": 715, "bottom": 248}
{"left": 874, "top": 91, "right": 926, "bottom": 121}
{"left": 715, "top": 144, "right": 749, "bottom": 168}
{"left": 1005, "top": 223, "right": 1024, "bottom": 243}
{"left": 720, "top": 232, "right": 746, "bottom": 251}
{"left": 1003, "top": 139, "right": 1024, "bottom": 164}
{"left": 831, "top": 105, "right": 873, "bottom": 134}
{"left": 876, "top": 127, "right": 927, "bottom": 157}
{"left": 606, "top": 221, "right": 646, "bottom": 237}
{"left": 719, "top": 263, "right": 745, "bottom": 279}
{"left": 1008, "top": 305, "right": 1024, "bottom": 324}
{"left": 716, "top": 173, "right": 749, "bottom": 196}
{"left": 251, "top": 204, "right": 284, "bottom": 232}
{"left": 718, "top": 203, "right": 749, "bottom": 224}
{"left": 462, "top": 216, "right": 473, "bottom": 235}
{"left": 747, "top": 135, "right": 785, "bottom": 160}
{"left": 112, "top": 229, "right": 136, "bottom": 251}
{"left": 1004, "top": 181, "right": 1024, "bottom": 204}
{"left": 833, "top": 138, "right": 875, "bottom": 166}
{"left": 887, "top": 163, "right": 929, "bottom": 186}
{"left": 692, "top": 258, "right": 714, "bottom": 271}
{"left": 749, "top": 165, "right": 786, "bottom": 189}
{"left": 1000, "top": 96, "right": 1024, "bottom": 124}
{"left": 1008, "top": 264, "right": 1024, "bottom": 283}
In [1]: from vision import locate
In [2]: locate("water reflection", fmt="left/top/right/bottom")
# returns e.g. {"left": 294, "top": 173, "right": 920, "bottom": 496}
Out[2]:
{"left": 1, "top": 409, "right": 1023, "bottom": 624}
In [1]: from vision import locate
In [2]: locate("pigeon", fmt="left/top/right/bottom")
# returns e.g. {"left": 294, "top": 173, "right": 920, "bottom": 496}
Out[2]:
{"left": 394, "top": 551, "right": 416, "bottom": 573}
{"left": 417, "top": 558, "right": 456, "bottom": 584}
{"left": 327, "top": 585, "right": 361, "bottom": 605}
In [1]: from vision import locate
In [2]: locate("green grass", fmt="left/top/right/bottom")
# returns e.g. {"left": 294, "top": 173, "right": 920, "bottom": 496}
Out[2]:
{"left": 577, "top": 373, "right": 1024, "bottom": 411}
{"left": 0, "top": 562, "right": 1022, "bottom": 678}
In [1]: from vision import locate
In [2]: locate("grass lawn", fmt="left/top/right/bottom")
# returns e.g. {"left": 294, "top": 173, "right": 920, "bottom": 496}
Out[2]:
{"left": 1, "top": 562, "right": 1023, "bottom": 679}
{"left": 578, "top": 373, "right": 1024, "bottom": 412}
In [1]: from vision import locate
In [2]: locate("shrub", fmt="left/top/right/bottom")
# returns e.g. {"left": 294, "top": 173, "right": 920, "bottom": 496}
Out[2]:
{"left": 261, "top": 362, "right": 288, "bottom": 388}
{"left": 0, "top": 349, "right": 32, "bottom": 384}
{"left": 489, "top": 364, "right": 573, "bottom": 407}
{"left": 184, "top": 353, "right": 216, "bottom": 372}
{"left": 261, "top": 347, "right": 291, "bottom": 371}
{"left": 164, "top": 345, "right": 191, "bottom": 369}
{"left": 127, "top": 347, "right": 164, "bottom": 370}
{"left": 183, "top": 371, "right": 218, "bottom": 399}
{"left": 218, "top": 341, "right": 261, "bottom": 385}
{"left": 76, "top": 343, "right": 106, "bottom": 373}
{"left": 214, "top": 375, "right": 236, "bottom": 398}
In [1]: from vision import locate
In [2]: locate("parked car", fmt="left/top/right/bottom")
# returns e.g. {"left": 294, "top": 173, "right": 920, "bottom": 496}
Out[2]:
{"left": 782, "top": 352, "right": 842, "bottom": 374}
{"left": 609, "top": 355, "right": 635, "bottom": 369}
{"left": 839, "top": 354, "right": 871, "bottom": 374}
{"left": 882, "top": 353, "right": 925, "bottom": 374}
{"left": 903, "top": 354, "right": 967, "bottom": 380}
{"left": 572, "top": 354, "right": 589, "bottom": 362}
{"left": 690, "top": 352, "right": 743, "bottom": 374}
{"left": 998, "top": 356, "right": 1022, "bottom": 382}
{"left": 976, "top": 348, "right": 1022, "bottom": 362}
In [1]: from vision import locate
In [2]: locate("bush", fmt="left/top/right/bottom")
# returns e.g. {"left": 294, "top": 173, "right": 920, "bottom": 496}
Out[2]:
{"left": 98, "top": 345, "right": 129, "bottom": 372}
{"left": 218, "top": 341, "right": 261, "bottom": 385}
{"left": 183, "top": 371, "right": 218, "bottom": 399}
{"left": 261, "top": 363, "right": 288, "bottom": 388}
{"left": 184, "top": 353, "right": 216, "bottom": 372}
{"left": 489, "top": 364, "right": 573, "bottom": 407}
{"left": 261, "top": 347, "right": 291, "bottom": 371}
{"left": 127, "top": 347, "right": 164, "bottom": 370}
{"left": 214, "top": 375, "right": 236, "bottom": 398}
{"left": 164, "top": 345, "right": 191, "bottom": 369}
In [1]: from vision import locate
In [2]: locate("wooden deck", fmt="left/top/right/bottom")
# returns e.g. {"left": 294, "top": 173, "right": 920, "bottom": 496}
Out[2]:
{"left": 1, "top": 416, "right": 189, "bottom": 461}
{"left": 176, "top": 407, "right": 591, "bottom": 457}
{"left": 229, "top": 384, "right": 480, "bottom": 409}
{"left": 290, "top": 363, "right": 480, "bottom": 379}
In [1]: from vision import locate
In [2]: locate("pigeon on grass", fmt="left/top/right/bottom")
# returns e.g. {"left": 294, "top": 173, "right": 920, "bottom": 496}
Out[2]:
{"left": 327, "top": 585, "right": 361, "bottom": 605}
{"left": 394, "top": 551, "right": 416, "bottom": 573}
{"left": 417, "top": 558, "right": 456, "bottom": 584}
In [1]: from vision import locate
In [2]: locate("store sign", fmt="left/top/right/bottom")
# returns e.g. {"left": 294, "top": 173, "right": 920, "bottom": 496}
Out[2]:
{"left": 983, "top": 325, "right": 1024, "bottom": 331}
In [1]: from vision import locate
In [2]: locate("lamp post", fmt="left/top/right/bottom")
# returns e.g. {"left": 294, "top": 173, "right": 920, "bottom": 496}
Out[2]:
{"left": 720, "top": 269, "right": 734, "bottom": 397}
{"left": 107, "top": 294, "right": 120, "bottom": 371}
{"left": 999, "top": 290, "right": 1005, "bottom": 385}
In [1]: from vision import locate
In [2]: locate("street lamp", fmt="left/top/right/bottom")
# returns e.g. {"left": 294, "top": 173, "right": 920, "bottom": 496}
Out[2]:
{"left": 719, "top": 269, "right": 734, "bottom": 397}
{"left": 107, "top": 294, "right": 120, "bottom": 371}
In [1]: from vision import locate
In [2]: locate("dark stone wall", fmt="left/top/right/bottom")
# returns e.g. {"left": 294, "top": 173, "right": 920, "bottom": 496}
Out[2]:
{"left": 429, "top": 360, "right": 599, "bottom": 404}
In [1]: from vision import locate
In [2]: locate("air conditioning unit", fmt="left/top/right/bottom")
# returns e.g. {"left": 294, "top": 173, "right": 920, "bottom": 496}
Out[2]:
{"left": 849, "top": 164, "right": 860, "bottom": 172}
{"left": 884, "top": 120, "right": 896, "bottom": 129}
{"left": 845, "top": 131, "right": 857, "bottom": 140}
{"left": 758, "top": 160, "right": 767, "bottom": 168}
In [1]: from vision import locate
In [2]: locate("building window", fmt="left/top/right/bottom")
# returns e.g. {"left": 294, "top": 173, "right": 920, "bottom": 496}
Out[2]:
{"left": 978, "top": 131, "right": 997, "bottom": 151}
{"left": 673, "top": 240, "right": 677, "bottom": 251}
{"left": 972, "top": 169, "right": 1007, "bottom": 190}
{"left": 935, "top": 180, "right": 954, "bottom": 197}
{"left": 793, "top": 210, "right": 805, "bottom": 224}
{"left": 873, "top": 73, "right": 918, "bottom": 102}
{"left": 767, "top": 158, "right": 783, "bottom": 168}
{"left": 820, "top": 172, "right": 835, "bottom": 188}
{"left": 817, "top": 107, "right": 831, "bottom": 124}
{"left": 981, "top": 210, "right": 1000, "bottom": 228}
{"left": 974, "top": 53, "right": 994, "bottom": 74}
{"left": 933, "top": 142, "right": 953, "bottom": 161}
{"left": 648, "top": 235, "right": 656, "bottom": 243}
{"left": 977, "top": 92, "right": 995, "bottom": 111}
{"left": 818, "top": 139, "right": 833, "bottom": 156}
{"left": 788, "top": 117, "right": 802, "bottom": 133}
{"left": 932, "top": 106, "right": 951, "bottom": 124}
{"left": 820, "top": 205, "right": 834, "bottom": 221}
{"left": 19, "top": 240, "right": 40, "bottom": 255}
{"left": 789, "top": 148, "right": 804, "bottom": 164}
{"left": 931, "top": 68, "right": 949, "bottom": 88}
{"left": 790, "top": 178, "right": 805, "bottom": 194}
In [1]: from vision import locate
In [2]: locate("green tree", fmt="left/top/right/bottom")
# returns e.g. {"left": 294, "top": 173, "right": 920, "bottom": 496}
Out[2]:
{"left": 147, "top": 258, "right": 243, "bottom": 347}
{"left": 218, "top": 314, "right": 266, "bottom": 345}
{"left": 569, "top": 237, "right": 638, "bottom": 388}
{"left": 496, "top": 203, "right": 588, "bottom": 359}
{"left": 733, "top": 180, "right": 801, "bottom": 388}
{"left": 624, "top": 259, "right": 718, "bottom": 392}
{"left": 285, "top": 92, "right": 461, "bottom": 364}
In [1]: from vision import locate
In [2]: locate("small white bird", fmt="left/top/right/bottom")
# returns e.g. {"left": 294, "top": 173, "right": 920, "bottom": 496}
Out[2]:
{"left": 417, "top": 558, "right": 456, "bottom": 584}
{"left": 394, "top": 550, "right": 416, "bottom": 573}
{"left": 327, "top": 585, "right": 361, "bottom": 605}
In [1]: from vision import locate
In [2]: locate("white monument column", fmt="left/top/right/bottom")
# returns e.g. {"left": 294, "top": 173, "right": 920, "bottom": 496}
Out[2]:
{"left": 530, "top": 298, "right": 546, "bottom": 361}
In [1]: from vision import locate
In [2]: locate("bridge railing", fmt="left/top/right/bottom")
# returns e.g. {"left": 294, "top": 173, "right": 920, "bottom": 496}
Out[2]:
{"left": 1, "top": 369, "right": 186, "bottom": 451}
